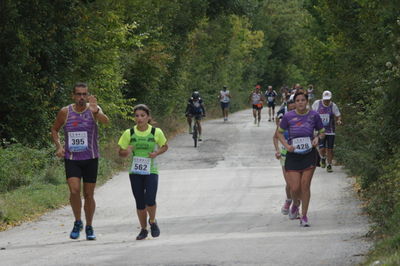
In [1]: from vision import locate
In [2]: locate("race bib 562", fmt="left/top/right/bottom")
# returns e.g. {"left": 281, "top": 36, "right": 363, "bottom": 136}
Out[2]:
{"left": 131, "top": 156, "right": 151, "bottom": 175}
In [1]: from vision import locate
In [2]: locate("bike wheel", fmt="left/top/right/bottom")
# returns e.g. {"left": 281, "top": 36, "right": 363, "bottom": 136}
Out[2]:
{"left": 193, "top": 124, "right": 198, "bottom": 147}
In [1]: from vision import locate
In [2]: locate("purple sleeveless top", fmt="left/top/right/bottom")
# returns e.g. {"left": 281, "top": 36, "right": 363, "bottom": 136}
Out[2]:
{"left": 64, "top": 104, "right": 99, "bottom": 160}
{"left": 279, "top": 110, "right": 324, "bottom": 145}
{"left": 317, "top": 101, "right": 335, "bottom": 134}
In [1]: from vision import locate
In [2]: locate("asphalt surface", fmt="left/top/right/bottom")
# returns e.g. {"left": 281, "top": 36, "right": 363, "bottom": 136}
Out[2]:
{"left": 0, "top": 109, "right": 371, "bottom": 266}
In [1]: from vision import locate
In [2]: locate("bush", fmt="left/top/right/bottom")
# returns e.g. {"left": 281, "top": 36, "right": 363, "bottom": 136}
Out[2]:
{"left": 0, "top": 144, "right": 58, "bottom": 192}
{"left": 366, "top": 155, "right": 400, "bottom": 229}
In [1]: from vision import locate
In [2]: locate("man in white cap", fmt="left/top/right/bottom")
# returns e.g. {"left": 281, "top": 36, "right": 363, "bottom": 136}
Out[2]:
{"left": 312, "top": 90, "right": 342, "bottom": 172}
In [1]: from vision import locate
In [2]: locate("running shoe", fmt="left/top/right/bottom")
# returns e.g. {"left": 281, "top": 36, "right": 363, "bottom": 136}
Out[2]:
{"left": 257, "top": 121, "right": 260, "bottom": 127}
{"left": 149, "top": 219, "right": 160, "bottom": 238}
{"left": 198, "top": 135, "right": 202, "bottom": 141}
{"left": 281, "top": 200, "right": 292, "bottom": 215}
{"left": 288, "top": 205, "right": 299, "bottom": 220}
{"left": 254, "top": 118, "right": 257, "bottom": 124}
{"left": 320, "top": 158, "right": 326, "bottom": 168}
{"left": 70, "top": 220, "right": 83, "bottom": 239}
{"left": 268, "top": 118, "right": 271, "bottom": 122}
{"left": 327, "top": 164, "right": 333, "bottom": 173}
{"left": 272, "top": 117, "right": 275, "bottom": 121}
{"left": 85, "top": 225, "right": 96, "bottom": 240}
{"left": 136, "top": 229, "right": 148, "bottom": 240}
{"left": 300, "top": 215, "right": 310, "bottom": 227}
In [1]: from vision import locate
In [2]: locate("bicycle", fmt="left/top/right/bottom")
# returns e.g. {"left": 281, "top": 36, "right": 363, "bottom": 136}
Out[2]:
{"left": 192, "top": 122, "right": 198, "bottom": 147}
{"left": 192, "top": 116, "right": 202, "bottom": 148}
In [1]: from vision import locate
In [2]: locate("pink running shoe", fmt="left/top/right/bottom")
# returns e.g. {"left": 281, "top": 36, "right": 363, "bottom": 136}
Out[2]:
{"left": 289, "top": 205, "right": 299, "bottom": 220}
{"left": 281, "top": 200, "right": 292, "bottom": 215}
{"left": 300, "top": 215, "right": 310, "bottom": 227}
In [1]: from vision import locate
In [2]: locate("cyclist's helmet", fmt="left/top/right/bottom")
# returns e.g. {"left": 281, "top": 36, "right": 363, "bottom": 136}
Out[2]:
{"left": 192, "top": 91, "right": 200, "bottom": 99}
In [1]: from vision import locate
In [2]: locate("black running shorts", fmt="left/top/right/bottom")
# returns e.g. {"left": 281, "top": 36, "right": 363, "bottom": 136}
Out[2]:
{"left": 285, "top": 148, "right": 318, "bottom": 171}
{"left": 319, "top": 135, "right": 335, "bottom": 149}
{"left": 252, "top": 104, "right": 263, "bottom": 110}
{"left": 65, "top": 158, "right": 99, "bottom": 183}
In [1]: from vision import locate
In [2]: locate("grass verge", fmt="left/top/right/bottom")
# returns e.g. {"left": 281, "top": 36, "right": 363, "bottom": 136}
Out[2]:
{"left": 0, "top": 140, "right": 127, "bottom": 231}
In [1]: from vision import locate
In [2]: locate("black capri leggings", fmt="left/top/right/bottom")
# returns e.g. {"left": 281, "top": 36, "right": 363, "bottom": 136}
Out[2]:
{"left": 129, "top": 173, "right": 158, "bottom": 210}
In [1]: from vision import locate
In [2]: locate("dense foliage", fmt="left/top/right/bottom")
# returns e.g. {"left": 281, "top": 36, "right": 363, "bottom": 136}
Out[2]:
{"left": 1, "top": 0, "right": 310, "bottom": 148}
{"left": 303, "top": 0, "right": 400, "bottom": 262}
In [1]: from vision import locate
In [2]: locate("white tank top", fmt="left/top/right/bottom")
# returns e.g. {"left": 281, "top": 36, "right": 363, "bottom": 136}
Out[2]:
{"left": 251, "top": 92, "right": 261, "bottom": 105}
{"left": 220, "top": 90, "right": 230, "bottom": 103}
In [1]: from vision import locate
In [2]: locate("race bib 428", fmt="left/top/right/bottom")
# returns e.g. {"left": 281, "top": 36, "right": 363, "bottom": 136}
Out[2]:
{"left": 292, "top": 137, "right": 312, "bottom": 154}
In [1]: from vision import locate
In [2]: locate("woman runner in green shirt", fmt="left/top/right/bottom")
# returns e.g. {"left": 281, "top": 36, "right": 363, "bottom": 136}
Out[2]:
{"left": 118, "top": 104, "right": 168, "bottom": 240}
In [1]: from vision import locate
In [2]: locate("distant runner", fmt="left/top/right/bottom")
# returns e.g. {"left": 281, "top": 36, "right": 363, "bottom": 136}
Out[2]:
{"left": 265, "top": 85, "right": 278, "bottom": 122}
{"left": 118, "top": 104, "right": 168, "bottom": 240}
{"left": 249, "top": 85, "right": 265, "bottom": 126}
{"left": 219, "top": 85, "right": 231, "bottom": 122}
{"left": 307, "top": 84, "right": 315, "bottom": 104}
{"left": 312, "top": 90, "right": 342, "bottom": 172}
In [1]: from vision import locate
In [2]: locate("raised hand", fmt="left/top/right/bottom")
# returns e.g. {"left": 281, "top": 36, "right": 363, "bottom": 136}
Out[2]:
{"left": 88, "top": 95, "right": 98, "bottom": 113}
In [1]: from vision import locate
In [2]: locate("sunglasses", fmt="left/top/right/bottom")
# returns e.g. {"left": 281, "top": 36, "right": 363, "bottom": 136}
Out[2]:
{"left": 74, "top": 93, "right": 89, "bottom": 96}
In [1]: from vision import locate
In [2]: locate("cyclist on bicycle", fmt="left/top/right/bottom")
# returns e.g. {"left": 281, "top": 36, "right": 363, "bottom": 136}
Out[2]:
{"left": 185, "top": 91, "right": 206, "bottom": 141}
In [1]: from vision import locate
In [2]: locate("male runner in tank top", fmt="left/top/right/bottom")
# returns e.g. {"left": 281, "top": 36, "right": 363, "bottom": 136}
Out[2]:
{"left": 249, "top": 85, "right": 265, "bottom": 126}
{"left": 51, "top": 83, "right": 109, "bottom": 240}
{"left": 312, "top": 90, "right": 342, "bottom": 172}
{"left": 265, "top": 85, "right": 278, "bottom": 122}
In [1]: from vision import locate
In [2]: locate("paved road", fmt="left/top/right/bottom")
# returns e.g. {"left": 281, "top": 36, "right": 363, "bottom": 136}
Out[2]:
{"left": 0, "top": 109, "right": 370, "bottom": 265}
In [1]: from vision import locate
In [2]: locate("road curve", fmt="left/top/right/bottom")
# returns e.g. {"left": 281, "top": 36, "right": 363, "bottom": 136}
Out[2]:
{"left": 0, "top": 109, "right": 371, "bottom": 266}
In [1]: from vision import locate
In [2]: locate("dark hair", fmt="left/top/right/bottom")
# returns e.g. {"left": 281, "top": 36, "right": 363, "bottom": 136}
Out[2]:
{"left": 73, "top": 82, "right": 88, "bottom": 94}
{"left": 133, "top": 104, "right": 154, "bottom": 124}
{"left": 294, "top": 92, "right": 308, "bottom": 102}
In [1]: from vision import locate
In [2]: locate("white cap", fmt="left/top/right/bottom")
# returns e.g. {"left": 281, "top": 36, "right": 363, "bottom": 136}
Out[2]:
{"left": 322, "top": 90, "right": 332, "bottom": 100}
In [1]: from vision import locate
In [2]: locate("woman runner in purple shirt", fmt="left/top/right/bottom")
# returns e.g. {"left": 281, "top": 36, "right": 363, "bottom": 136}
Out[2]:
{"left": 277, "top": 92, "right": 325, "bottom": 227}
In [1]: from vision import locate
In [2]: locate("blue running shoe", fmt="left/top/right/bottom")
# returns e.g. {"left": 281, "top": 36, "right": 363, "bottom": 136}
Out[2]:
{"left": 70, "top": 220, "right": 83, "bottom": 239}
{"left": 149, "top": 219, "right": 160, "bottom": 238}
{"left": 136, "top": 229, "right": 148, "bottom": 240}
{"left": 85, "top": 225, "right": 96, "bottom": 240}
